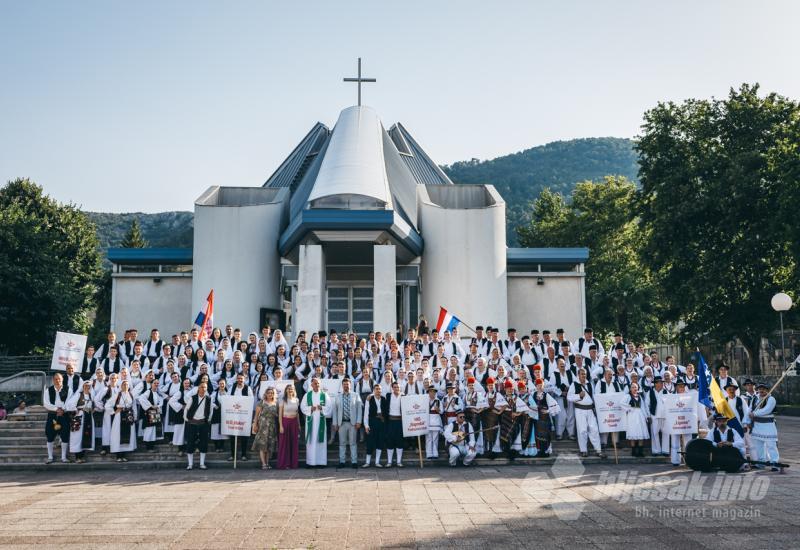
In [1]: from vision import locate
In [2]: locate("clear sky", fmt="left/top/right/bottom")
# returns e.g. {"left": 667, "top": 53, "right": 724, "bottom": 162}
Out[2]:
{"left": 1, "top": 1, "right": 798, "bottom": 213}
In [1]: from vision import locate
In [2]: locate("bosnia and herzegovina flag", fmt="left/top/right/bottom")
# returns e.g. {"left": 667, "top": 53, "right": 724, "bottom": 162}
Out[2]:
{"left": 695, "top": 350, "right": 745, "bottom": 437}
{"left": 193, "top": 290, "right": 214, "bottom": 341}
{"left": 435, "top": 307, "right": 460, "bottom": 333}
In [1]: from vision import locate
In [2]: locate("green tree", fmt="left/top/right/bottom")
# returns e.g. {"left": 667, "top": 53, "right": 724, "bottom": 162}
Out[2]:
{"left": 636, "top": 84, "right": 800, "bottom": 374}
{"left": 518, "top": 177, "right": 664, "bottom": 343}
{"left": 120, "top": 218, "right": 148, "bottom": 248}
{"left": 0, "top": 178, "right": 102, "bottom": 354}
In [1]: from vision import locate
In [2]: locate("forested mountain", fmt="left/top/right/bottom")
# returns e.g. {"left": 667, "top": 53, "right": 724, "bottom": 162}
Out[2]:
{"left": 84, "top": 137, "right": 639, "bottom": 249}
{"left": 87, "top": 211, "right": 194, "bottom": 249}
{"left": 442, "top": 137, "right": 639, "bottom": 245}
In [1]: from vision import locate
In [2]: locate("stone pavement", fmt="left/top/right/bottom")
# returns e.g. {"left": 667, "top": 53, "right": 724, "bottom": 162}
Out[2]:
{"left": 0, "top": 418, "right": 798, "bottom": 550}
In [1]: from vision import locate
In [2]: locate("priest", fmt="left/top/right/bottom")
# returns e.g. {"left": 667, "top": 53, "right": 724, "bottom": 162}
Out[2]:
{"left": 300, "top": 377, "right": 333, "bottom": 467}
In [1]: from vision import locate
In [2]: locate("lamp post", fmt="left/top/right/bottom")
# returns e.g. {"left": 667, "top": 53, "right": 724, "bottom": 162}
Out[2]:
{"left": 771, "top": 292, "right": 793, "bottom": 372}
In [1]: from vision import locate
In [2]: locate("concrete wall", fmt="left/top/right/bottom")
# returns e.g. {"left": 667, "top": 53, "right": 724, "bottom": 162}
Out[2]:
{"left": 112, "top": 275, "right": 193, "bottom": 337}
{"left": 373, "top": 244, "right": 397, "bottom": 333}
{"left": 418, "top": 185, "right": 508, "bottom": 330}
{"left": 192, "top": 187, "right": 288, "bottom": 332}
{"left": 507, "top": 275, "right": 585, "bottom": 336}
{"left": 295, "top": 244, "right": 326, "bottom": 334}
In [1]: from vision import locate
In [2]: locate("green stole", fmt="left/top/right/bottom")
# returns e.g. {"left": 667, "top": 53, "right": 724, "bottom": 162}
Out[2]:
{"left": 305, "top": 391, "right": 327, "bottom": 444}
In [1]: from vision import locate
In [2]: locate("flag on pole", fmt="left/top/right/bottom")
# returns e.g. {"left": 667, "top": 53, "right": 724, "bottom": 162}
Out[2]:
{"left": 435, "top": 307, "right": 460, "bottom": 333}
{"left": 695, "top": 350, "right": 744, "bottom": 437}
{"left": 193, "top": 290, "right": 214, "bottom": 341}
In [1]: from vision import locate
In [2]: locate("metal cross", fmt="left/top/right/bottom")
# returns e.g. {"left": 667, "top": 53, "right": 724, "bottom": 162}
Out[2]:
{"left": 343, "top": 57, "right": 376, "bottom": 106}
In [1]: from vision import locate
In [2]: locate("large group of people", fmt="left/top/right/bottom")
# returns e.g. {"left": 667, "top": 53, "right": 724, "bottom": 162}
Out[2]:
{"left": 40, "top": 323, "right": 781, "bottom": 470}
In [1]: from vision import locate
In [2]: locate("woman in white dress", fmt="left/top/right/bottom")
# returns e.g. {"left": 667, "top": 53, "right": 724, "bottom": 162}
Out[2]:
{"left": 106, "top": 380, "right": 137, "bottom": 461}
{"left": 66, "top": 380, "right": 95, "bottom": 463}
{"left": 98, "top": 372, "right": 118, "bottom": 455}
{"left": 622, "top": 382, "right": 650, "bottom": 457}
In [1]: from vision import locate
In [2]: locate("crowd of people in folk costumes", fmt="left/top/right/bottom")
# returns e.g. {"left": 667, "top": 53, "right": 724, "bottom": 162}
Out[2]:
{"left": 40, "top": 323, "right": 781, "bottom": 470}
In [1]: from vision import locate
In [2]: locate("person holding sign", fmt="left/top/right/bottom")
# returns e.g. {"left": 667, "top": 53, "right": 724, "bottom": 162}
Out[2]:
{"left": 444, "top": 411, "right": 476, "bottom": 466}
{"left": 621, "top": 383, "right": 649, "bottom": 457}
{"left": 332, "top": 378, "right": 363, "bottom": 468}
{"left": 184, "top": 382, "right": 212, "bottom": 470}
{"left": 300, "top": 378, "right": 332, "bottom": 468}
{"left": 228, "top": 374, "right": 251, "bottom": 462}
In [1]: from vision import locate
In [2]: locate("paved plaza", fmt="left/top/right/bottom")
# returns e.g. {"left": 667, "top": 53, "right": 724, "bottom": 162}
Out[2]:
{"left": 1, "top": 418, "right": 799, "bottom": 550}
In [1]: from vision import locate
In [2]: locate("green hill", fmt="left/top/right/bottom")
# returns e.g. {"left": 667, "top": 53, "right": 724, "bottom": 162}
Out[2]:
{"left": 84, "top": 137, "right": 639, "bottom": 250}
{"left": 442, "top": 137, "right": 639, "bottom": 245}
{"left": 87, "top": 211, "right": 194, "bottom": 250}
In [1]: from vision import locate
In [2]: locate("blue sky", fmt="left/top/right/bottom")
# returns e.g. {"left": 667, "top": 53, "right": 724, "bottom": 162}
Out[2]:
{"left": 1, "top": 1, "right": 798, "bottom": 212}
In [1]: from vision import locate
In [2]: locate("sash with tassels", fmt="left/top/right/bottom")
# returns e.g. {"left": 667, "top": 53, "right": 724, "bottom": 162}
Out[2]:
{"left": 305, "top": 391, "right": 327, "bottom": 444}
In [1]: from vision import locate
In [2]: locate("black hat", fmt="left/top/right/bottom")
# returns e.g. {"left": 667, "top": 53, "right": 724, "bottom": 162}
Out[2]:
{"left": 542, "top": 330, "right": 551, "bottom": 335}
{"left": 756, "top": 381, "right": 769, "bottom": 390}
{"left": 614, "top": 343, "right": 626, "bottom": 351}
{"left": 675, "top": 379, "right": 686, "bottom": 386}
{"left": 446, "top": 382, "right": 455, "bottom": 390}
{"left": 427, "top": 386, "right": 437, "bottom": 393}
{"left": 743, "top": 378, "right": 754, "bottom": 386}
{"left": 531, "top": 329, "right": 540, "bottom": 335}
{"left": 653, "top": 375, "right": 663, "bottom": 382}
{"left": 556, "top": 328, "right": 565, "bottom": 334}
{"left": 724, "top": 381, "right": 737, "bottom": 390}
{"left": 584, "top": 327, "right": 593, "bottom": 333}
{"left": 713, "top": 413, "right": 728, "bottom": 421}
{"left": 475, "top": 325, "right": 484, "bottom": 331}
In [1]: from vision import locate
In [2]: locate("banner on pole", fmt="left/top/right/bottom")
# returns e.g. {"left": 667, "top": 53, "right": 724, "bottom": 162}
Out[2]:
{"left": 219, "top": 395, "right": 254, "bottom": 436}
{"left": 594, "top": 392, "right": 628, "bottom": 433}
{"left": 663, "top": 393, "right": 698, "bottom": 435}
{"left": 51, "top": 332, "right": 88, "bottom": 372}
{"left": 401, "top": 394, "right": 429, "bottom": 437}
{"left": 258, "top": 380, "right": 293, "bottom": 400}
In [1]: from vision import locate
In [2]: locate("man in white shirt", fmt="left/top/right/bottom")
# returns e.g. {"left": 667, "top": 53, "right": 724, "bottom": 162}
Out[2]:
{"left": 44, "top": 373, "right": 71, "bottom": 464}
{"left": 567, "top": 368, "right": 605, "bottom": 458}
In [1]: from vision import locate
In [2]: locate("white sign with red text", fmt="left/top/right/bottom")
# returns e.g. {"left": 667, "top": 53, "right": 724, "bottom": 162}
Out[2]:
{"left": 51, "top": 332, "right": 88, "bottom": 372}
{"left": 219, "top": 395, "right": 254, "bottom": 436}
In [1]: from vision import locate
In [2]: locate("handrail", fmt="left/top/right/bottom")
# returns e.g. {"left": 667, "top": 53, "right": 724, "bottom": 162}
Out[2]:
{"left": 0, "top": 370, "right": 49, "bottom": 396}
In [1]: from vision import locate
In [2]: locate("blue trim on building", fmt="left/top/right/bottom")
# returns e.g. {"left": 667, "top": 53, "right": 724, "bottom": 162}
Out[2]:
{"left": 278, "top": 209, "right": 424, "bottom": 256}
{"left": 108, "top": 248, "right": 193, "bottom": 265}
{"left": 507, "top": 247, "right": 589, "bottom": 265}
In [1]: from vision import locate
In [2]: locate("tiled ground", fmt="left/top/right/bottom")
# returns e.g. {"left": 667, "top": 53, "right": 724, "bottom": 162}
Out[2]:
{"left": 1, "top": 417, "right": 798, "bottom": 549}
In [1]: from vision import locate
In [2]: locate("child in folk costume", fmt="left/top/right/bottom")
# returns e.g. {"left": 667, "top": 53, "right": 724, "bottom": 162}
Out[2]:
{"left": 66, "top": 380, "right": 95, "bottom": 463}
{"left": 528, "top": 378, "right": 561, "bottom": 457}
{"left": 621, "top": 382, "right": 649, "bottom": 457}
{"left": 106, "top": 380, "right": 137, "bottom": 462}
{"left": 425, "top": 386, "right": 443, "bottom": 459}
{"left": 210, "top": 378, "right": 229, "bottom": 451}
{"left": 137, "top": 378, "right": 164, "bottom": 451}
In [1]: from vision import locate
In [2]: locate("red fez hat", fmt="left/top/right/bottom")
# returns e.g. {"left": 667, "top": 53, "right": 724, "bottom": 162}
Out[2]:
{"left": 504, "top": 379, "right": 514, "bottom": 389}
{"left": 486, "top": 377, "right": 496, "bottom": 385}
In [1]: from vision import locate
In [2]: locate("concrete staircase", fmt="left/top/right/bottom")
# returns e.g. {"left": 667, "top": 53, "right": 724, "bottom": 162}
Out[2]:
{"left": 0, "top": 406, "right": 668, "bottom": 471}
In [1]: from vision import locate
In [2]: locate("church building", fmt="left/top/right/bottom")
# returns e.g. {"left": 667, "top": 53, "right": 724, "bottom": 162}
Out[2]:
{"left": 108, "top": 72, "right": 588, "bottom": 339}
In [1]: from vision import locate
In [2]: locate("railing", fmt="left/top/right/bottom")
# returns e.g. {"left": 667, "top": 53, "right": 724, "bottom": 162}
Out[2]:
{"left": 0, "top": 356, "right": 50, "bottom": 378}
{"left": 0, "top": 370, "right": 49, "bottom": 397}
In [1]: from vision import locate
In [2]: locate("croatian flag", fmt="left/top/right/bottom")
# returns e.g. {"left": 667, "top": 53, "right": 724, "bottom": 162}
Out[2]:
{"left": 435, "top": 307, "right": 460, "bottom": 333}
{"left": 193, "top": 290, "right": 214, "bottom": 341}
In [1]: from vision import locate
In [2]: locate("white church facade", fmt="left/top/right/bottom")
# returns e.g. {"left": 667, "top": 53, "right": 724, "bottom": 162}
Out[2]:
{"left": 108, "top": 103, "right": 588, "bottom": 339}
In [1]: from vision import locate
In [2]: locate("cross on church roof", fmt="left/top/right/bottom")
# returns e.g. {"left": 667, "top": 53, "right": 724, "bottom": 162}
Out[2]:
{"left": 343, "top": 57, "right": 376, "bottom": 107}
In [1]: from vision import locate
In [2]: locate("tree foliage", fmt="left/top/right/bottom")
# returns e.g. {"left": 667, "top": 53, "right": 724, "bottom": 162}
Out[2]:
{"left": 518, "top": 177, "right": 665, "bottom": 343}
{"left": 120, "top": 218, "right": 148, "bottom": 248}
{"left": 636, "top": 84, "right": 800, "bottom": 373}
{"left": 0, "top": 178, "right": 102, "bottom": 354}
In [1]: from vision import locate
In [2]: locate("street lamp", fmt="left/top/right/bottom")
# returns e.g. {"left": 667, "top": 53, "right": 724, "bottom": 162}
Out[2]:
{"left": 771, "top": 292, "right": 793, "bottom": 371}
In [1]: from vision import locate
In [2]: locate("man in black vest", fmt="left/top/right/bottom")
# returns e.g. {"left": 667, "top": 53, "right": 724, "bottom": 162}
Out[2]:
{"left": 43, "top": 373, "right": 70, "bottom": 464}
{"left": 362, "top": 384, "right": 387, "bottom": 468}
{"left": 566, "top": 368, "right": 605, "bottom": 458}
{"left": 184, "top": 382, "right": 213, "bottom": 470}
